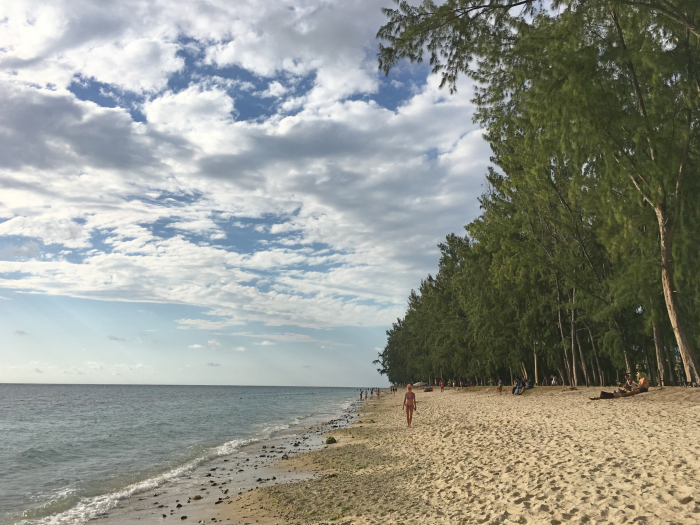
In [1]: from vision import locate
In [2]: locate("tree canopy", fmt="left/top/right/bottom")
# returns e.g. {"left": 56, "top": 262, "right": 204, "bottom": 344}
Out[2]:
{"left": 375, "top": 0, "right": 700, "bottom": 386}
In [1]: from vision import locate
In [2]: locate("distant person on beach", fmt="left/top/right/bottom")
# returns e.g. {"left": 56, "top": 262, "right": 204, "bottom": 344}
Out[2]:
{"left": 512, "top": 378, "right": 525, "bottom": 395}
{"left": 497, "top": 379, "right": 503, "bottom": 394}
{"left": 589, "top": 373, "right": 649, "bottom": 400}
{"left": 403, "top": 384, "right": 417, "bottom": 427}
{"left": 440, "top": 381, "right": 444, "bottom": 392}
{"left": 637, "top": 373, "right": 649, "bottom": 392}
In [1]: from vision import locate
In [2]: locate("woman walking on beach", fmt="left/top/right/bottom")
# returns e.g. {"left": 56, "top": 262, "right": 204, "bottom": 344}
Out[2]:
{"left": 403, "top": 384, "right": 417, "bottom": 427}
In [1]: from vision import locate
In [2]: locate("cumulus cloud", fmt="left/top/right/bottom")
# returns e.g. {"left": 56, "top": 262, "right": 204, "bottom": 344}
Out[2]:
{"left": 189, "top": 344, "right": 203, "bottom": 348}
{"left": 234, "top": 346, "right": 245, "bottom": 352}
{"left": 255, "top": 340, "right": 274, "bottom": 346}
{"left": 108, "top": 335, "right": 125, "bottom": 341}
{"left": 207, "top": 339, "right": 221, "bottom": 350}
{"left": 0, "top": 0, "right": 490, "bottom": 335}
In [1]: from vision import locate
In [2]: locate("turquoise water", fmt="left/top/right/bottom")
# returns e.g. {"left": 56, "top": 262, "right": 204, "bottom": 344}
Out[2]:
{"left": 0, "top": 384, "right": 360, "bottom": 525}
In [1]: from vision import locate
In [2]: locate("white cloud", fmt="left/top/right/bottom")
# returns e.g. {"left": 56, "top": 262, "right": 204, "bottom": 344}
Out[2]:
{"left": 189, "top": 344, "right": 203, "bottom": 348}
{"left": 255, "top": 340, "right": 274, "bottom": 346}
{"left": 0, "top": 0, "right": 490, "bottom": 335}
{"left": 234, "top": 346, "right": 245, "bottom": 352}
{"left": 258, "top": 81, "right": 288, "bottom": 98}
{"left": 207, "top": 339, "right": 221, "bottom": 349}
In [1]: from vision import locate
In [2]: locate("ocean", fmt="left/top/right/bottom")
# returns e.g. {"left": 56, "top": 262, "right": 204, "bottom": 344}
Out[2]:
{"left": 0, "top": 384, "right": 361, "bottom": 525}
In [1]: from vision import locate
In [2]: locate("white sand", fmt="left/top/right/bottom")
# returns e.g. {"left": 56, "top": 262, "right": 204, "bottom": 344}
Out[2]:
{"left": 222, "top": 386, "right": 700, "bottom": 524}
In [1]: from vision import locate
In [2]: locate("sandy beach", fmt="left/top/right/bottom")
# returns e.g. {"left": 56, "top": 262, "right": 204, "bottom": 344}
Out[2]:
{"left": 213, "top": 386, "right": 700, "bottom": 525}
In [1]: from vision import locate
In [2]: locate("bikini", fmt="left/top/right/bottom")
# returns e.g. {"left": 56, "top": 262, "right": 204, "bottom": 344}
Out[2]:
{"left": 404, "top": 392, "right": 415, "bottom": 409}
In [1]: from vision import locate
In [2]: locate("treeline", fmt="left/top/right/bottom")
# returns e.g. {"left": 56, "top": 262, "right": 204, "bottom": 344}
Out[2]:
{"left": 375, "top": 0, "right": 700, "bottom": 387}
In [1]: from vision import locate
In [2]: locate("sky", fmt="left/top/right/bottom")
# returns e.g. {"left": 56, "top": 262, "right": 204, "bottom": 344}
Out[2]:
{"left": 0, "top": 0, "right": 490, "bottom": 387}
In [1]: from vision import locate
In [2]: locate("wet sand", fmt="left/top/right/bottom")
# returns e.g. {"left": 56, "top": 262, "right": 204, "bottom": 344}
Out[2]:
{"left": 94, "top": 414, "right": 357, "bottom": 525}
{"left": 216, "top": 387, "right": 700, "bottom": 525}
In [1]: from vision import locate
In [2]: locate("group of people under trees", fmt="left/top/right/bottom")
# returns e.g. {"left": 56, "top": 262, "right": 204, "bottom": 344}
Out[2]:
{"left": 589, "top": 372, "right": 650, "bottom": 400}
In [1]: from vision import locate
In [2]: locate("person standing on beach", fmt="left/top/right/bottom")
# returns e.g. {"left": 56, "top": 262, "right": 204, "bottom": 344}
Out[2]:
{"left": 497, "top": 379, "right": 503, "bottom": 394}
{"left": 440, "top": 380, "right": 444, "bottom": 392}
{"left": 403, "top": 384, "right": 417, "bottom": 427}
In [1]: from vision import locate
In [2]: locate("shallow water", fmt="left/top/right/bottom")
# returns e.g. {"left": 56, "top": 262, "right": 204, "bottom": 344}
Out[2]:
{"left": 0, "top": 384, "right": 360, "bottom": 525}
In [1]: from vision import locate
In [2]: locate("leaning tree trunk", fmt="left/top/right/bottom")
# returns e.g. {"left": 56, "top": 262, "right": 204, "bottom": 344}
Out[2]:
{"left": 655, "top": 205, "right": 700, "bottom": 384}
{"left": 585, "top": 322, "right": 604, "bottom": 386}
{"left": 556, "top": 274, "right": 573, "bottom": 385}
{"left": 623, "top": 350, "right": 633, "bottom": 377}
{"left": 575, "top": 328, "right": 590, "bottom": 387}
{"left": 652, "top": 320, "right": 665, "bottom": 387}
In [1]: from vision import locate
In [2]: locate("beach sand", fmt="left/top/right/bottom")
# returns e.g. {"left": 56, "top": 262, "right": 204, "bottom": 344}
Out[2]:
{"left": 216, "top": 386, "right": 700, "bottom": 525}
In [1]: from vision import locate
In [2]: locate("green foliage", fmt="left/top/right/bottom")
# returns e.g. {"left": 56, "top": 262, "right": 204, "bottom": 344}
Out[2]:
{"left": 376, "top": 0, "right": 700, "bottom": 385}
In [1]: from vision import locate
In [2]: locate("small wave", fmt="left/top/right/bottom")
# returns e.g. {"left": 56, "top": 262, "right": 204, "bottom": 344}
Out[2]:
{"left": 15, "top": 448, "right": 64, "bottom": 467}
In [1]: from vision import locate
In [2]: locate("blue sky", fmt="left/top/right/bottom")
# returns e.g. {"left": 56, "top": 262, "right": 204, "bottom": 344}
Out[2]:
{"left": 0, "top": 0, "right": 490, "bottom": 386}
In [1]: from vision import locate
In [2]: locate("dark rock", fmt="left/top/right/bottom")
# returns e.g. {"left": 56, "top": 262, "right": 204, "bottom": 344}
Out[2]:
{"left": 192, "top": 495, "right": 203, "bottom": 501}
{"left": 325, "top": 437, "right": 337, "bottom": 444}
{"left": 180, "top": 517, "right": 187, "bottom": 520}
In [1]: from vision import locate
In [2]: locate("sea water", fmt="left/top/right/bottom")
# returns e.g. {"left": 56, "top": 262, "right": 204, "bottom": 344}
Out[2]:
{"left": 0, "top": 384, "right": 360, "bottom": 525}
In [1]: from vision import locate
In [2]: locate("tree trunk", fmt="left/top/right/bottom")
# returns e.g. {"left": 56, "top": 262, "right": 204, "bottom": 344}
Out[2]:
{"left": 589, "top": 352, "right": 598, "bottom": 386}
{"left": 585, "top": 322, "right": 604, "bottom": 387}
{"left": 521, "top": 362, "right": 528, "bottom": 380}
{"left": 534, "top": 347, "right": 539, "bottom": 386}
{"left": 652, "top": 320, "right": 665, "bottom": 387}
{"left": 575, "top": 328, "right": 590, "bottom": 386}
{"left": 556, "top": 274, "right": 573, "bottom": 386}
{"left": 570, "top": 289, "right": 578, "bottom": 387}
{"left": 655, "top": 205, "right": 700, "bottom": 384}
{"left": 624, "top": 349, "right": 633, "bottom": 377}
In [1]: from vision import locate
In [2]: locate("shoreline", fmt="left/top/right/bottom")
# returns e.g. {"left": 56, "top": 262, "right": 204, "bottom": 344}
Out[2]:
{"left": 213, "top": 386, "right": 700, "bottom": 525}
{"left": 13, "top": 395, "right": 362, "bottom": 525}
{"left": 92, "top": 407, "right": 361, "bottom": 525}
